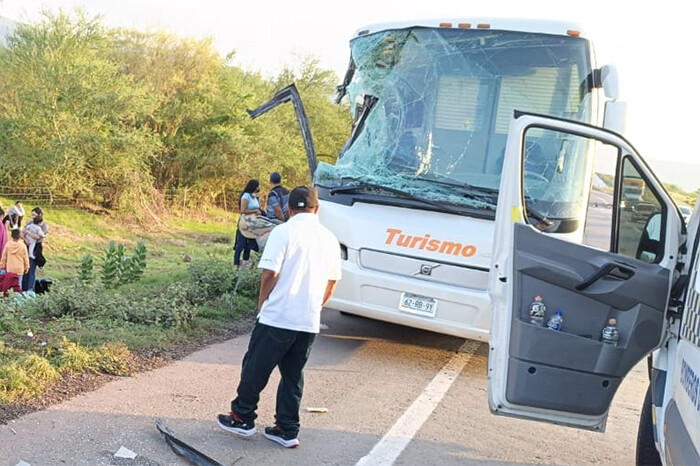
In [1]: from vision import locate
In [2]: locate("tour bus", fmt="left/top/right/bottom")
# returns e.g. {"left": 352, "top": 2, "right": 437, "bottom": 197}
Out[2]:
{"left": 248, "top": 18, "right": 626, "bottom": 341}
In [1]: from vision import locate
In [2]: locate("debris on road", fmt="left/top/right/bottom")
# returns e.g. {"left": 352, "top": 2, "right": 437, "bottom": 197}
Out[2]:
{"left": 305, "top": 407, "right": 329, "bottom": 413}
{"left": 115, "top": 446, "right": 137, "bottom": 459}
{"left": 156, "top": 418, "right": 224, "bottom": 466}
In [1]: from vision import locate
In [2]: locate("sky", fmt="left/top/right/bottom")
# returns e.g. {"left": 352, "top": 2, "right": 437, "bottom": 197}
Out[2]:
{"left": 0, "top": 0, "right": 696, "bottom": 186}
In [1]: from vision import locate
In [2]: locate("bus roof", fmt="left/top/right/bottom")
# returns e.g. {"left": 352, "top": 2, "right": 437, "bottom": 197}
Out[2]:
{"left": 352, "top": 18, "right": 588, "bottom": 40}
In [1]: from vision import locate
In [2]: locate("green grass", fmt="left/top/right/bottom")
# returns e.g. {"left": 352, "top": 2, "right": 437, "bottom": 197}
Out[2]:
{"left": 0, "top": 203, "right": 255, "bottom": 406}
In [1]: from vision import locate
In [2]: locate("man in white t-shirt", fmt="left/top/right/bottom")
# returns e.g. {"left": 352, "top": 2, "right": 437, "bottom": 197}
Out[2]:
{"left": 217, "top": 186, "right": 341, "bottom": 448}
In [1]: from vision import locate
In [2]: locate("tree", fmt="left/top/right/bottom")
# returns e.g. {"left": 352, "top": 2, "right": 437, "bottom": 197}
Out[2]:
{"left": 0, "top": 10, "right": 160, "bottom": 209}
{"left": 0, "top": 10, "right": 352, "bottom": 217}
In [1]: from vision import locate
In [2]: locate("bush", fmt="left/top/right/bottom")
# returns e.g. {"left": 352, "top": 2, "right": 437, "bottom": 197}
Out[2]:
{"left": 211, "top": 293, "right": 258, "bottom": 318}
{"left": 0, "top": 338, "right": 133, "bottom": 404}
{"left": 28, "top": 278, "right": 201, "bottom": 328}
{"left": 0, "top": 341, "right": 25, "bottom": 366}
{"left": 234, "top": 267, "right": 262, "bottom": 300}
{"left": 50, "top": 338, "right": 132, "bottom": 376}
{"left": 55, "top": 337, "right": 96, "bottom": 373}
{"left": 187, "top": 258, "right": 260, "bottom": 302}
{"left": 25, "top": 254, "right": 261, "bottom": 330}
{"left": 105, "top": 283, "right": 197, "bottom": 328}
{"left": 93, "top": 341, "right": 132, "bottom": 376}
{"left": 26, "top": 281, "right": 103, "bottom": 319}
{"left": 0, "top": 299, "right": 24, "bottom": 335}
{"left": 0, "top": 354, "right": 60, "bottom": 403}
{"left": 0, "top": 292, "right": 26, "bottom": 318}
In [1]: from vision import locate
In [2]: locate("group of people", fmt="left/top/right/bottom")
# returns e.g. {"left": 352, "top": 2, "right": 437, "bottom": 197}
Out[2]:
{"left": 0, "top": 201, "right": 48, "bottom": 294}
{"left": 233, "top": 171, "right": 290, "bottom": 269}
{"left": 219, "top": 176, "right": 342, "bottom": 449}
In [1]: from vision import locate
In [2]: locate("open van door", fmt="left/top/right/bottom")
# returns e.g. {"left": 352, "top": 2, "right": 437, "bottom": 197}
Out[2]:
{"left": 488, "top": 112, "right": 684, "bottom": 432}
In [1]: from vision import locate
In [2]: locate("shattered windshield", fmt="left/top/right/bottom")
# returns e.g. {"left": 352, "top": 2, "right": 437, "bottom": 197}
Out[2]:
{"left": 316, "top": 27, "right": 593, "bottom": 211}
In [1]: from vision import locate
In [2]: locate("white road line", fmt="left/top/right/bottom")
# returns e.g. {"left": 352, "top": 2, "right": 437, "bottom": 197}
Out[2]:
{"left": 355, "top": 340, "right": 481, "bottom": 466}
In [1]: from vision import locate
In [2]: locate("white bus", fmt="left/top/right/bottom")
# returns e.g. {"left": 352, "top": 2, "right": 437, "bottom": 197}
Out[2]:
{"left": 249, "top": 18, "right": 626, "bottom": 341}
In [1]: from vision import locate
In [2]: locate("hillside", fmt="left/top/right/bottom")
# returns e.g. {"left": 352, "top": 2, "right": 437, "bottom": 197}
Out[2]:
{"left": 646, "top": 158, "right": 700, "bottom": 194}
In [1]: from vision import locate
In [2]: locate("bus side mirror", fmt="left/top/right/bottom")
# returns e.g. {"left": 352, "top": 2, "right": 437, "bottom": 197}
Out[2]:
{"left": 600, "top": 65, "right": 619, "bottom": 100}
{"left": 603, "top": 100, "right": 627, "bottom": 134}
{"left": 599, "top": 65, "right": 627, "bottom": 134}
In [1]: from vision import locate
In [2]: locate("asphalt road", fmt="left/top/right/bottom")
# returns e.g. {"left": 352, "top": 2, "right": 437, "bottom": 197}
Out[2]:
{"left": 0, "top": 308, "right": 647, "bottom": 466}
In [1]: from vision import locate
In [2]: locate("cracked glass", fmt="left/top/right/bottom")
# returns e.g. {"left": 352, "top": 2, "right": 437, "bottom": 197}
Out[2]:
{"left": 317, "top": 27, "right": 594, "bottom": 212}
{"left": 522, "top": 127, "right": 593, "bottom": 232}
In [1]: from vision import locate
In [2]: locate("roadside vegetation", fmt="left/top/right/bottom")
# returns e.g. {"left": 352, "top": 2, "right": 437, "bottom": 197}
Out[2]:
{"left": 0, "top": 9, "right": 351, "bottom": 411}
{"left": 597, "top": 173, "right": 697, "bottom": 207}
{"left": 0, "top": 202, "right": 263, "bottom": 406}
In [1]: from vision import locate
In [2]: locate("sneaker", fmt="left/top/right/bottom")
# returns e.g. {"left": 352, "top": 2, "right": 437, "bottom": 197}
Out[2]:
{"left": 263, "top": 425, "right": 299, "bottom": 448}
{"left": 217, "top": 412, "right": 256, "bottom": 437}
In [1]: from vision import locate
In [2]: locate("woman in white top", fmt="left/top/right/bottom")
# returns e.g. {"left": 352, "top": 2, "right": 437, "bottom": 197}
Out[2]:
{"left": 235, "top": 180, "right": 262, "bottom": 269}
{"left": 240, "top": 180, "right": 262, "bottom": 215}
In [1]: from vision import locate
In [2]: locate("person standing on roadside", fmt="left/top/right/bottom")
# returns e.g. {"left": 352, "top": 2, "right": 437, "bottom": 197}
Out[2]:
{"left": 217, "top": 186, "right": 341, "bottom": 449}
{"left": 266, "top": 172, "right": 289, "bottom": 222}
{"left": 22, "top": 207, "right": 48, "bottom": 292}
{"left": 0, "top": 229, "right": 29, "bottom": 290}
{"left": 0, "top": 207, "right": 7, "bottom": 260}
{"left": 6, "top": 201, "right": 25, "bottom": 228}
{"left": 234, "top": 180, "right": 263, "bottom": 269}
{"left": 24, "top": 215, "right": 45, "bottom": 263}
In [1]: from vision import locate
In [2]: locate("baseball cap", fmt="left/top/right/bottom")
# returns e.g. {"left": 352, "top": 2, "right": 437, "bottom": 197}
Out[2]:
{"left": 289, "top": 186, "right": 318, "bottom": 210}
{"left": 270, "top": 172, "right": 282, "bottom": 183}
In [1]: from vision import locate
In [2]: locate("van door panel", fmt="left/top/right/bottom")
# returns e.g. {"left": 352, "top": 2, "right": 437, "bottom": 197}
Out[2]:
{"left": 488, "top": 113, "right": 680, "bottom": 431}
{"left": 505, "top": 223, "right": 669, "bottom": 414}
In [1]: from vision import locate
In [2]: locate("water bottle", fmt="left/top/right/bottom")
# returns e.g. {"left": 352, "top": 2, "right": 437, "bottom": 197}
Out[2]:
{"left": 527, "top": 295, "right": 547, "bottom": 326}
{"left": 601, "top": 318, "right": 620, "bottom": 346}
{"left": 546, "top": 310, "right": 564, "bottom": 331}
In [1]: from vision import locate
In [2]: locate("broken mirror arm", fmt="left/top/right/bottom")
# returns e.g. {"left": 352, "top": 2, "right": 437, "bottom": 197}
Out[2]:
{"left": 335, "top": 55, "right": 356, "bottom": 104}
{"left": 247, "top": 83, "right": 318, "bottom": 176}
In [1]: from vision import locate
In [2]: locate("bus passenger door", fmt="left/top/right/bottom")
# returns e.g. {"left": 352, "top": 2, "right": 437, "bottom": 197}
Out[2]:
{"left": 487, "top": 113, "right": 683, "bottom": 431}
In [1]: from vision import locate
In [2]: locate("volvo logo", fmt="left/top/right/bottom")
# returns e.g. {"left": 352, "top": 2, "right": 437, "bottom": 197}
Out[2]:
{"left": 413, "top": 263, "right": 440, "bottom": 276}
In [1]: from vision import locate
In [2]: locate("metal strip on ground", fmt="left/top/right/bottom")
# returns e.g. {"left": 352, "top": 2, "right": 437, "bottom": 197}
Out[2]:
{"left": 355, "top": 340, "right": 481, "bottom": 466}
{"left": 156, "top": 419, "right": 225, "bottom": 466}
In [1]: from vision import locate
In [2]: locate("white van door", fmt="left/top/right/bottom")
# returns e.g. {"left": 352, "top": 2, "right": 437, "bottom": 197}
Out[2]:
{"left": 488, "top": 113, "right": 683, "bottom": 432}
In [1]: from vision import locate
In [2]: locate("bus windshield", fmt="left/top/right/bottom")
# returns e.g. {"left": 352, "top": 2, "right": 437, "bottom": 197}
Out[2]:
{"left": 316, "top": 27, "right": 594, "bottom": 211}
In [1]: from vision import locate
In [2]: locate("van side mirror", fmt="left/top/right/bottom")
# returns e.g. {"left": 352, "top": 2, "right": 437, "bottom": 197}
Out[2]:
{"left": 636, "top": 213, "right": 662, "bottom": 263}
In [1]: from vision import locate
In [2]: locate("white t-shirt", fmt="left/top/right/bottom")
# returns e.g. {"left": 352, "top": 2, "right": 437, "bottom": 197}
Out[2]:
{"left": 257, "top": 212, "right": 341, "bottom": 333}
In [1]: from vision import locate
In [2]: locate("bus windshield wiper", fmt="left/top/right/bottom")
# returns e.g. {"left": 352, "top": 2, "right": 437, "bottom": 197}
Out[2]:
{"left": 329, "top": 182, "right": 463, "bottom": 215}
{"left": 523, "top": 198, "right": 554, "bottom": 231}
{"left": 411, "top": 176, "right": 499, "bottom": 205}
{"left": 339, "top": 95, "right": 379, "bottom": 156}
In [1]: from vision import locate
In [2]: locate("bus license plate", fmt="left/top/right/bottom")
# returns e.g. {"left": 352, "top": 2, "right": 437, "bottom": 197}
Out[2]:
{"left": 399, "top": 293, "right": 437, "bottom": 318}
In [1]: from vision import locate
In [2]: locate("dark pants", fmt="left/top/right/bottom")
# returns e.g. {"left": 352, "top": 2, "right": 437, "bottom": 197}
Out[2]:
{"left": 233, "top": 229, "right": 258, "bottom": 266}
{"left": 22, "top": 257, "right": 37, "bottom": 292}
{"left": 231, "top": 321, "right": 316, "bottom": 437}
